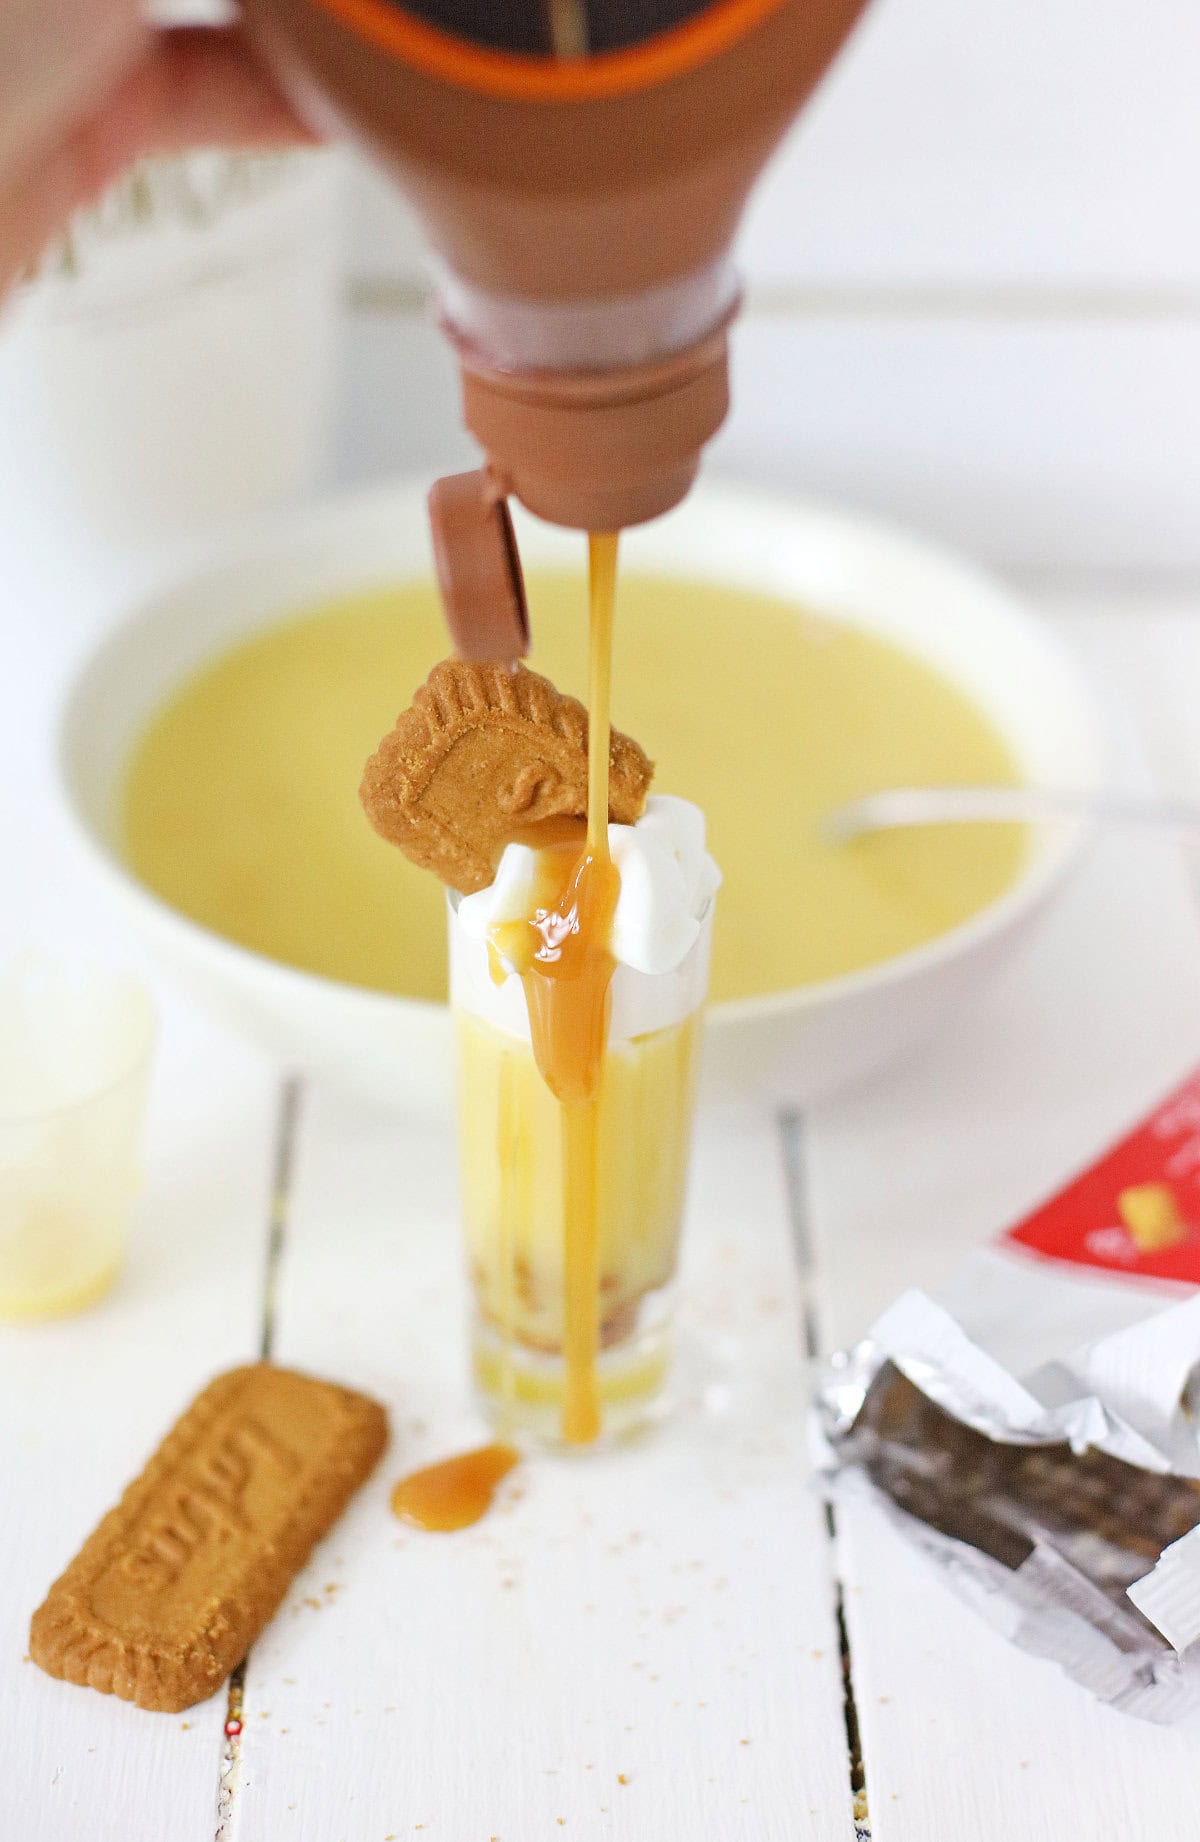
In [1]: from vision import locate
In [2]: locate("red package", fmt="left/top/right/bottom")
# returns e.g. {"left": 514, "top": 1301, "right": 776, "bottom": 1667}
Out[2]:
{"left": 1005, "top": 1069, "right": 1200, "bottom": 1287}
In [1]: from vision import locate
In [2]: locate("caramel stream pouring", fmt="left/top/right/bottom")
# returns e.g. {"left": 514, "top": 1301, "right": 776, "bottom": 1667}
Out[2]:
{"left": 363, "top": 540, "right": 652, "bottom": 1516}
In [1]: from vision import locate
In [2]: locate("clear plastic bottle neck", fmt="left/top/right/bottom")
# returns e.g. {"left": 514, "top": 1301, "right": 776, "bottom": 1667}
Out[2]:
{"left": 434, "top": 254, "right": 739, "bottom": 374}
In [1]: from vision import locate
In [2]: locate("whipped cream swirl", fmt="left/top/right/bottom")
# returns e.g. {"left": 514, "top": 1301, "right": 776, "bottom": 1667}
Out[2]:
{"left": 457, "top": 795, "right": 721, "bottom": 978}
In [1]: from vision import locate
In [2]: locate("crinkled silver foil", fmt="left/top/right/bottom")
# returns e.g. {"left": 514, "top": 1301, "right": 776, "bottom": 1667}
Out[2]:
{"left": 813, "top": 1290, "right": 1200, "bottom": 1721}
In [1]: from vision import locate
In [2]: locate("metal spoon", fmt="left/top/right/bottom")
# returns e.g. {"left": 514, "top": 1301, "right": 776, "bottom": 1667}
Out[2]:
{"left": 824, "top": 786, "right": 1200, "bottom": 845}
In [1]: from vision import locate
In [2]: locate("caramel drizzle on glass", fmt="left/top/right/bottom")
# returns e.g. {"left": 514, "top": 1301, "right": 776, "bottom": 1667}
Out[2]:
{"left": 390, "top": 532, "right": 621, "bottom": 1530}
{"left": 505, "top": 532, "right": 621, "bottom": 1445}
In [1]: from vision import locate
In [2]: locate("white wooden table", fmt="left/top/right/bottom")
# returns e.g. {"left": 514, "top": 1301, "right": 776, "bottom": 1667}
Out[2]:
{"left": 5, "top": 550, "right": 1200, "bottom": 1840}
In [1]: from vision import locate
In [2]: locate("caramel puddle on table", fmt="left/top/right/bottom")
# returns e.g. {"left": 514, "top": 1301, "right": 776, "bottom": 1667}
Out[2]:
{"left": 391, "top": 1442, "right": 520, "bottom": 1533}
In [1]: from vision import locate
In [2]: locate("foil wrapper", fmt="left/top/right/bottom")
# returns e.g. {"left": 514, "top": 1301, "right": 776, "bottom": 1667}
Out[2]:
{"left": 815, "top": 1068, "right": 1200, "bottom": 1722}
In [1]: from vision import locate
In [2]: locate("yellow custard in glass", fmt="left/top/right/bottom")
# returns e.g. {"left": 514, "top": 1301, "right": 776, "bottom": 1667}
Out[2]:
{"left": 457, "top": 1008, "right": 701, "bottom": 1354}
{"left": 456, "top": 1009, "right": 702, "bottom": 1432}
{"left": 122, "top": 575, "right": 1026, "bottom": 1003}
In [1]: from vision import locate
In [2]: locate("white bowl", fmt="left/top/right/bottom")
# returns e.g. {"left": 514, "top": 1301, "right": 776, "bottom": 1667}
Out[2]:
{"left": 57, "top": 478, "right": 1103, "bottom": 1111}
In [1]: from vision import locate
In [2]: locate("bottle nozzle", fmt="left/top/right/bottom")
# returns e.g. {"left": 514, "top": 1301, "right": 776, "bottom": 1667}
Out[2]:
{"left": 455, "top": 320, "right": 731, "bottom": 532}
{"left": 429, "top": 321, "right": 730, "bottom": 656}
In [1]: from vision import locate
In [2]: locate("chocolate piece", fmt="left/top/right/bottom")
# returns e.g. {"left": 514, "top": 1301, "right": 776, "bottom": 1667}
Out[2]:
{"left": 29, "top": 1363, "right": 388, "bottom": 1712}
{"left": 842, "top": 1363, "right": 1200, "bottom": 1641}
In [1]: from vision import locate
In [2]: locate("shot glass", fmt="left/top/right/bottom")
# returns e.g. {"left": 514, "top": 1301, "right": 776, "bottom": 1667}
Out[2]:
{"left": 0, "top": 961, "right": 156, "bottom": 1320}
{"left": 449, "top": 892, "right": 714, "bottom": 1444}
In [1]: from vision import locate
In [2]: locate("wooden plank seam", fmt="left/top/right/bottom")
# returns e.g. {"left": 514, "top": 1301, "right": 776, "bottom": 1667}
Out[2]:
{"left": 779, "top": 1108, "right": 872, "bottom": 1841}
{"left": 215, "top": 1075, "right": 304, "bottom": 1842}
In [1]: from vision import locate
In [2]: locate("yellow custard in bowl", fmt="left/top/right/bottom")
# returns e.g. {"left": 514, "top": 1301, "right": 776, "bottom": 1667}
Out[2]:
{"left": 121, "top": 573, "right": 1026, "bottom": 1007}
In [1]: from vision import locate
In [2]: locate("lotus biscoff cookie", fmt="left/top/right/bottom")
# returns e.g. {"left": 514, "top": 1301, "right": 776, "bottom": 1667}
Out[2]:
{"left": 360, "top": 658, "right": 653, "bottom": 894}
{"left": 29, "top": 1363, "right": 388, "bottom": 1713}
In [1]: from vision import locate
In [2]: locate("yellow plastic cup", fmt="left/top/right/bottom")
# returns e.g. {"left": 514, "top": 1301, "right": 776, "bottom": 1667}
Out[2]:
{"left": 0, "top": 960, "right": 156, "bottom": 1320}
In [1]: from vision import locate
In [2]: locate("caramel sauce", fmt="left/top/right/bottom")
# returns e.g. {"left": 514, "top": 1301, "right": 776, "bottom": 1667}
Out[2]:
{"left": 495, "top": 1053, "right": 522, "bottom": 1423}
{"left": 486, "top": 533, "right": 621, "bottom": 1446}
{"left": 390, "top": 1442, "right": 519, "bottom": 1532}
{"left": 506, "top": 815, "right": 589, "bottom": 851}
{"left": 390, "top": 536, "right": 621, "bottom": 1519}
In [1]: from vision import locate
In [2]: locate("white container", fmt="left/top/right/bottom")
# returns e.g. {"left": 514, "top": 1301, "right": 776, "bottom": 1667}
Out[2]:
{"left": 0, "top": 960, "right": 155, "bottom": 1319}
{"left": 55, "top": 478, "right": 1104, "bottom": 1112}
{"left": 0, "top": 148, "right": 342, "bottom": 554}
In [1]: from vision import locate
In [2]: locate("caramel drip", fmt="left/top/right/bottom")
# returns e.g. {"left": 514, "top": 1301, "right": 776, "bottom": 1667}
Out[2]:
{"left": 488, "top": 533, "right": 621, "bottom": 1445}
{"left": 390, "top": 1443, "right": 519, "bottom": 1533}
{"left": 561, "top": 532, "right": 619, "bottom": 1443}
{"left": 586, "top": 532, "right": 618, "bottom": 863}
{"left": 496, "top": 1056, "right": 519, "bottom": 1427}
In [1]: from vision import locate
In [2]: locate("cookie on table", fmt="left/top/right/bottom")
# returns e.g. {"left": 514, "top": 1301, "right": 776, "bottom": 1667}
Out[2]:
{"left": 29, "top": 1363, "right": 388, "bottom": 1713}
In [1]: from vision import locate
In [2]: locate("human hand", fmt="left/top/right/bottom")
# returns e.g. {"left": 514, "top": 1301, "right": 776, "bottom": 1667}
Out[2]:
{"left": 1, "top": 1, "right": 315, "bottom": 296}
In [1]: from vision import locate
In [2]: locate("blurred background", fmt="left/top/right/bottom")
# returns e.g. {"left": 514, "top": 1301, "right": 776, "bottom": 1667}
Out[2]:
{"left": 3, "top": 0, "right": 1199, "bottom": 592}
